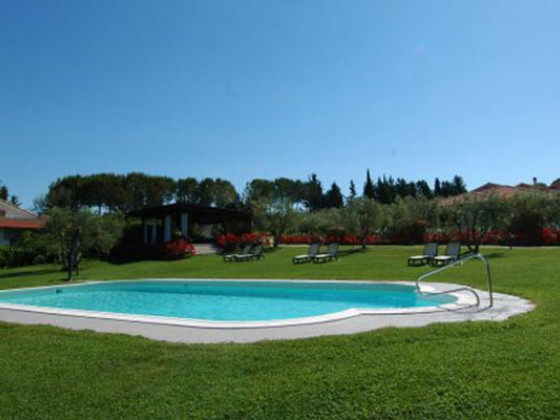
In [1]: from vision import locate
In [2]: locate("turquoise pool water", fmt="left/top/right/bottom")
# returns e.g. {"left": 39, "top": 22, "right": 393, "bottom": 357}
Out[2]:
{"left": 0, "top": 280, "right": 457, "bottom": 321}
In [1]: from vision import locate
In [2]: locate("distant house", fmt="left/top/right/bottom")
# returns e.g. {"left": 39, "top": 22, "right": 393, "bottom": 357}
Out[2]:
{"left": 0, "top": 200, "right": 45, "bottom": 246}
{"left": 441, "top": 177, "right": 560, "bottom": 205}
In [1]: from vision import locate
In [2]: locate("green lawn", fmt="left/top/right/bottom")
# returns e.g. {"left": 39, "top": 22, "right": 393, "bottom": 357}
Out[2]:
{"left": 1, "top": 246, "right": 559, "bottom": 419}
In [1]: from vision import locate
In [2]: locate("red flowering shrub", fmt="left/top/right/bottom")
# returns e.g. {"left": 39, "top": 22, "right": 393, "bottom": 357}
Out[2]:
{"left": 240, "top": 232, "right": 268, "bottom": 244}
{"left": 423, "top": 231, "right": 451, "bottom": 244}
{"left": 541, "top": 228, "right": 559, "bottom": 246}
{"left": 279, "top": 234, "right": 321, "bottom": 244}
{"left": 223, "top": 227, "right": 560, "bottom": 249}
{"left": 423, "top": 228, "right": 560, "bottom": 247}
{"left": 163, "top": 238, "right": 195, "bottom": 259}
{"left": 279, "top": 234, "right": 312, "bottom": 244}
{"left": 478, "top": 230, "right": 509, "bottom": 245}
{"left": 278, "top": 233, "right": 383, "bottom": 246}
{"left": 325, "top": 235, "right": 359, "bottom": 245}
{"left": 216, "top": 233, "right": 240, "bottom": 251}
{"left": 216, "top": 232, "right": 268, "bottom": 251}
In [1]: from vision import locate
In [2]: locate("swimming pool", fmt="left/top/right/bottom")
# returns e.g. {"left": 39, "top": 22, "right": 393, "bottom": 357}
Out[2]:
{"left": 0, "top": 279, "right": 459, "bottom": 327}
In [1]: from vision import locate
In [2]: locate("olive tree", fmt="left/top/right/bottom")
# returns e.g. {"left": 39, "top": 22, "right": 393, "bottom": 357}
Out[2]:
{"left": 290, "top": 208, "right": 344, "bottom": 242}
{"left": 342, "top": 198, "right": 384, "bottom": 248}
{"left": 251, "top": 198, "right": 296, "bottom": 247}
{"left": 440, "top": 194, "right": 510, "bottom": 253}
{"left": 508, "top": 193, "right": 559, "bottom": 245}
{"left": 45, "top": 208, "right": 124, "bottom": 280}
{"left": 543, "top": 194, "right": 560, "bottom": 228}
{"left": 387, "top": 196, "right": 439, "bottom": 243}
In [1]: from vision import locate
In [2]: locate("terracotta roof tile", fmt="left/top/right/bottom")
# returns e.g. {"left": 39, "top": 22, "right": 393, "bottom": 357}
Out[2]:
{"left": 440, "top": 183, "right": 558, "bottom": 206}
{"left": 0, "top": 218, "right": 45, "bottom": 229}
{"left": 550, "top": 179, "right": 560, "bottom": 190}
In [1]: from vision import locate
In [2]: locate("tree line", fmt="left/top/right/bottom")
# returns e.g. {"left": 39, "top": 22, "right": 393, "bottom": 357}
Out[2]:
{"left": 4, "top": 173, "right": 559, "bottom": 277}
{"left": 21, "top": 171, "right": 466, "bottom": 272}
{"left": 257, "top": 192, "right": 560, "bottom": 251}
{"left": 40, "top": 172, "right": 467, "bottom": 213}
{"left": 38, "top": 173, "right": 239, "bottom": 213}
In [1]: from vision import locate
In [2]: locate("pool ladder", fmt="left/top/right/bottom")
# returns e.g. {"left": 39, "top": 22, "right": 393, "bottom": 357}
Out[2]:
{"left": 415, "top": 253, "right": 494, "bottom": 310}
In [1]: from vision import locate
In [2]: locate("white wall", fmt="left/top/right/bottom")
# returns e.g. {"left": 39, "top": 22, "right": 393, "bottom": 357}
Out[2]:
{"left": 0, "top": 201, "right": 37, "bottom": 220}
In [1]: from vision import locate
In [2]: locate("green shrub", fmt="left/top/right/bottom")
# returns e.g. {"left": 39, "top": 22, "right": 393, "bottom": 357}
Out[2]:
{"left": 0, "top": 232, "right": 56, "bottom": 268}
{"left": 0, "top": 246, "right": 9, "bottom": 268}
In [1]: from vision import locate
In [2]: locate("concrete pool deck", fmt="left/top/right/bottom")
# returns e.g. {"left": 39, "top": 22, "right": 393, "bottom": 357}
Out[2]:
{"left": 0, "top": 281, "right": 534, "bottom": 343}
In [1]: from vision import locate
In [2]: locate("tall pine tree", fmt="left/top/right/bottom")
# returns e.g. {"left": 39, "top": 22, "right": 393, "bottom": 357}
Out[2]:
{"left": 325, "top": 182, "right": 344, "bottom": 208}
{"left": 303, "top": 173, "right": 325, "bottom": 211}
{"left": 416, "top": 180, "right": 433, "bottom": 198}
{"left": 0, "top": 185, "right": 7, "bottom": 201}
{"left": 363, "top": 170, "right": 375, "bottom": 199}
{"left": 376, "top": 175, "right": 396, "bottom": 204}
{"left": 10, "top": 195, "right": 21, "bottom": 207}
{"left": 451, "top": 175, "right": 467, "bottom": 195}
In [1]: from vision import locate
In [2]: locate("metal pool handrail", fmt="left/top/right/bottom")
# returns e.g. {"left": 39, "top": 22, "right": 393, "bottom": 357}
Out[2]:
{"left": 415, "top": 253, "right": 494, "bottom": 309}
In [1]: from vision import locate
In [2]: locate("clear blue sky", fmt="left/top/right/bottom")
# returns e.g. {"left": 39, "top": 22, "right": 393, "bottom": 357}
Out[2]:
{"left": 2, "top": 0, "right": 560, "bottom": 208}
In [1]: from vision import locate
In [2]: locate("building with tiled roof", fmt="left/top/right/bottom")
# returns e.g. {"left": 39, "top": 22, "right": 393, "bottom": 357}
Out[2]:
{"left": 441, "top": 178, "right": 559, "bottom": 206}
{"left": 550, "top": 178, "right": 560, "bottom": 191}
{"left": 0, "top": 200, "right": 46, "bottom": 246}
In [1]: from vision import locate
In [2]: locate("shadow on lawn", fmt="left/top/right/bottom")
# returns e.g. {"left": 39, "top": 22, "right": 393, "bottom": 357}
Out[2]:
{"left": 338, "top": 248, "right": 368, "bottom": 257}
{"left": 0, "top": 268, "right": 62, "bottom": 279}
{"left": 106, "top": 257, "right": 158, "bottom": 266}
{"left": 106, "top": 253, "right": 214, "bottom": 266}
{"left": 485, "top": 252, "right": 506, "bottom": 259}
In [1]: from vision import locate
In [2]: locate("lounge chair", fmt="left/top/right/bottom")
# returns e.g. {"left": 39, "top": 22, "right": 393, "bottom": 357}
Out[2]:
{"left": 248, "top": 244, "right": 264, "bottom": 261}
{"left": 223, "top": 245, "right": 251, "bottom": 262}
{"left": 293, "top": 243, "right": 321, "bottom": 264}
{"left": 408, "top": 242, "right": 438, "bottom": 266}
{"left": 313, "top": 243, "right": 339, "bottom": 263}
{"left": 431, "top": 241, "right": 461, "bottom": 267}
{"left": 234, "top": 244, "right": 264, "bottom": 262}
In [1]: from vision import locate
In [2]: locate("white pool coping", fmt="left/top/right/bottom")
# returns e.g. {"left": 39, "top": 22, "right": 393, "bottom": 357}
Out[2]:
{"left": 0, "top": 279, "right": 476, "bottom": 329}
{"left": 0, "top": 279, "right": 534, "bottom": 343}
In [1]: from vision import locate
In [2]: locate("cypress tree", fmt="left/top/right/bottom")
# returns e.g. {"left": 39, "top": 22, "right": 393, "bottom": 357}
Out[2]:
{"left": 363, "top": 170, "right": 375, "bottom": 199}
{"left": 349, "top": 180, "right": 357, "bottom": 199}
{"left": 434, "top": 178, "right": 442, "bottom": 197}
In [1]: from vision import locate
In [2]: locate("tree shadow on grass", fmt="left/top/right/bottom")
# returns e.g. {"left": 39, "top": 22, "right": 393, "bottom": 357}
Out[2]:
{"left": 106, "top": 254, "right": 209, "bottom": 265}
{"left": 485, "top": 252, "right": 506, "bottom": 259}
{"left": 0, "top": 268, "right": 62, "bottom": 279}
{"left": 106, "top": 257, "right": 158, "bottom": 266}
{"left": 338, "top": 248, "right": 367, "bottom": 257}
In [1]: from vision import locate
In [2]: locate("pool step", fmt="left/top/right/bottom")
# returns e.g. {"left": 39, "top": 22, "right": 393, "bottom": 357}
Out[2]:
{"left": 193, "top": 243, "right": 223, "bottom": 255}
